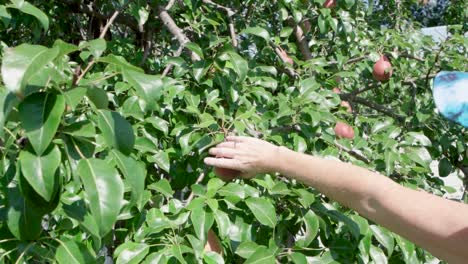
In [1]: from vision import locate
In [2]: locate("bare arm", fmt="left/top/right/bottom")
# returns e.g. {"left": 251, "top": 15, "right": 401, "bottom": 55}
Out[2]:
{"left": 204, "top": 136, "right": 468, "bottom": 263}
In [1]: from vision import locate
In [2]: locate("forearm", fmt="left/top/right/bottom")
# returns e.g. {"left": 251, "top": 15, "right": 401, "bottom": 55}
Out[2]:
{"left": 276, "top": 147, "right": 468, "bottom": 263}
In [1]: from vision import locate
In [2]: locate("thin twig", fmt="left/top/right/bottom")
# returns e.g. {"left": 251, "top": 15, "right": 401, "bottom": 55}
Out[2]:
{"left": 327, "top": 56, "right": 367, "bottom": 66}
{"left": 345, "top": 96, "right": 405, "bottom": 122}
{"left": 75, "top": 11, "right": 120, "bottom": 85}
{"left": 165, "top": 0, "right": 177, "bottom": 10}
{"left": 185, "top": 173, "right": 206, "bottom": 204}
{"left": 157, "top": 6, "right": 201, "bottom": 61}
{"left": 162, "top": 46, "right": 184, "bottom": 77}
{"left": 202, "top": 0, "right": 237, "bottom": 47}
{"left": 334, "top": 142, "right": 370, "bottom": 164}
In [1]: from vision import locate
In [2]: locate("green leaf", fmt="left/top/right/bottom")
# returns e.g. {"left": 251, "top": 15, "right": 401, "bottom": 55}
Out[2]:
{"left": 185, "top": 42, "right": 204, "bottom": 59}
{"left": 62, "top": 120, "right": 96, "bottom": 138}
{"left": 218, "top": 183, "right": 245, "bottom": 199}
{"left": 369, "top": 245, "right": 387, "bottom": 264}
{"left": 438, "top": 158, "right": 452, "bottom": 177}
{"left": 148, "top": 179, "right": 173, "bottom": 197}
{"left": 146, "top": 116, "right": 169, "bottom": 135}
{"left": 150, "top": 151, "right": 170, "bottom": 173}
{"left": 0, "top": 89, "right": 18, "bottom": 137}
{"left": 114, "top": 242, "right": 150, "bottom": 264}
{"left": 77, "top": 158, "right": 124, "bottom": 237}
{"left": 1, "top": 44, "right": 59, "bottom": 93}
{"left": 98, "top": 55, "right": 144, "bottom": 73}
{"left": 214, "top": 210, "right": 231, "bottom": 238}
{"left": 245, "top": 197, "right": 277, "bottom": 228}
{"left": 19, "top": 144, "right": 61, "bottom": 201}
{"left": 296, "top": 210, "right": 319, "bottom": 247}
{"left": 0, "top": 5, "right": 12, "bottom": 27}
{"left": 18, "top": 92, "right": 65, "bottom": 155}
{"left": 227, "top": 52, "right": 248, "bottom": 82}
{"left": 86, "top": 87, "right": 108, "bottom": 109}
{"left": 55, "top": 240, "right": 96, "bottom": 264}
{"left": 96, "top": 109, "right": 135, "bottom": 155}
{"left": 6, "top": 186, "right": 43, "bottom": 240}
{"left": 7, "top": 1, "right": 49, "bottom": 31}
{"left": 190, "top": 206, "right": 214, "bottom": 241}
{"left": 81, "top": 38, "right": 106, "bottom": 59}
{"left": 242, "top": 26, "right": 270, "bottom": 41}
{"left": 406, "top": 132, "right": 432, "bottom": 146}
{"left": 290, "top": 252, "right": 307, "bottom": 264}
{"left": 244, "top": 247, "right": 275, "bottom": 264}
{"left": 406, "top": 147, "right": 431, "bottom": 169}
{"left": 370, "top": 225, "right": 394, "bottom": 256}
{"left": 123, "top": 70, "right": 163, "bottom": 111}
{"left": 63, "top": 87, "right": 87, "bottom": 111}
{"left": 204, "top": 252, "right": 224, "bottom": 264}
{"left": 111, "top": 150, "right": 147, "bottom": 206}
{"left": 235, "top": 241, "right": 260, "bottom": 259}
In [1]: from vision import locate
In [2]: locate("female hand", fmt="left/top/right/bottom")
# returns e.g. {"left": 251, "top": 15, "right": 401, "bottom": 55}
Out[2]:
{"left": 204, "top": 136, "right": 282, "bottom": 179}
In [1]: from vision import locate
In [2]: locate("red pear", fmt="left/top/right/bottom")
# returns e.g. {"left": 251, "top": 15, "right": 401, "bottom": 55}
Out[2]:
{"left": 334, "top": 122, "right": 355, "bottom": 139}
{"left": 372, "top": 55, "right": 393, "bottom": 81}
{"left": 323, "top": 0, "right": 336, "bottom": 8}
{"left": 204, "top": 229, "right": 223, "bottom": 254}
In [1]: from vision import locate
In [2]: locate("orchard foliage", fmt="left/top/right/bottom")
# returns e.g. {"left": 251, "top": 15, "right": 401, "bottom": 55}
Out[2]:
{"left": 0, "top": 0, "right": 467, "bottom": 263}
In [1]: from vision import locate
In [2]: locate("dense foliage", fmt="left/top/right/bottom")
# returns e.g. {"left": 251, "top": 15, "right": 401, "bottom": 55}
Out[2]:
{"left": 0, "top": 0, "right": 467, "bottom": 263}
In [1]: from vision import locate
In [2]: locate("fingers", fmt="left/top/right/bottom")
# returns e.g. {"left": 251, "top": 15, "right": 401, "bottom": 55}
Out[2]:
{"left": 209, "top": 147, "right": 237, "bottom": 158}
{"left": 216, "top": 141, "right": 236, "bottom": 148}
{"left": 204, "top": 157, "right": 241, "bottom": 170}
{"left": 226, "top": 136, "right": 253, "bottom": 142}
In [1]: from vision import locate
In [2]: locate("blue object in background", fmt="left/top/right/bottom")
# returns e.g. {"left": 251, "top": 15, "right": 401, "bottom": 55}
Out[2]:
{"left": 432, "top": 71, "right": 468, "bottom": 127}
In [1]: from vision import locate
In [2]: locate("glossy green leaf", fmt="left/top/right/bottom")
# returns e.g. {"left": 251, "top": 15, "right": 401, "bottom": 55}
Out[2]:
{"left": 150, "top": 151, "right": 170, "bottom": 173}
{"left": 96, "top": 109, "right": 135, "bottom": 155}
{"left": 290, "top": 252, "right": 307, "bottom": 264}
{"left": 63, "top": 87, "right": 87, "bottom": 111}
{"left": 19, "top": 144, "right": 61, "bottom": 201}
{"left": 7, "top": 1, "right": 49, "bottom": 31}
{"left": 244, "top": 247, "right": 275, "bottom": 264}
{"left": 148, "top": 179, "right": 173, "bottom": 197}
{"left": 185, "top": 42, "right": 204, "bottom": 59}
{"left": 190, "top": 206, "right": 214, "bottom": 241}
{"left": 296, "top": 210, "right": 319, "bottom": 247}
{"left": 111, "top": 150, "right": 147, "bottom": 206}
{"left": 77, "top": 158, "right": 124, "bottom": 237}
{"left": 6, "top": 186, "right": 43, "bottom": 240}
{"left": 370, "top": 225, "right": 394, "bottom": 256}
{"left": 438, "top": 158, "right": 452, "bottom": 177}
{"left": 235, "top": 241, "right": 260, "bottom": 259}
{"left": 242, "top": 26, "right": 270, "bottom": 41}
{"left": 114, "top": 242, "right": 149, "bottom": 264}
{"left": 18, "top": 92, "right": 65, "bottom": 155}
{"left": 245, "top": 197, "right": 277, "bottom": 228}
{"left": 86, "top": 87, "right": 108, "bottom": 109}
{"left": 203, "top": 252, "right": 224, "bottom": 264}
{"left": 146, "top": 116, "right": 169, "bottom": 135}
{"left": 370, "top": 245, "right": 388, "bottom": 264}
{"left": 227, "top": 52, "right": 248, "bottom": 82}
{"left": 55, "top": 240, "right": 96, "bottom": 264}
{"left": 0, "top": 89, "right": 18, "bottom": 137}
{"left": 123, "top": 70, "right": 163, "bottom": 110}
{"left": 1, "top": 44, "right": 58, "bottom": 93}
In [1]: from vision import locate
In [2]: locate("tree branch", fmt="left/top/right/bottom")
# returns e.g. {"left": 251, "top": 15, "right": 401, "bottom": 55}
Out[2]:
{"left": 157, "top": 6, "right": 201, "bottom": 61}
{"left": 75, "top": 11, "right": 120, "bottom": 85}
{"left": 327, "top": 56, "right": 367, "bottom": 66}
{"left": 344, "top": 96, "right": 405, "bottom": 122}
{"left": 201, "top": 0, "right": 237, "bottom": 47}
{"left": 63, "top": 0, "right": 139, "bottom": 33}
{"left": 334, "top": 142, "right": 370, "bottom": 164}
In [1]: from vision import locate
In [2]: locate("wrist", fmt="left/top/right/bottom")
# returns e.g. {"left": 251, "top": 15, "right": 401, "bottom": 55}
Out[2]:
{"left": 273, "top": 146, "right": 294, "bottom": 175}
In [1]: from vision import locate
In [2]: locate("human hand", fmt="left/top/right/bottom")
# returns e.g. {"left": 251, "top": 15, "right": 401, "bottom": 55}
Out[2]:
{"left": 204, "top": 136, "right": 282, "bottom": 180}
